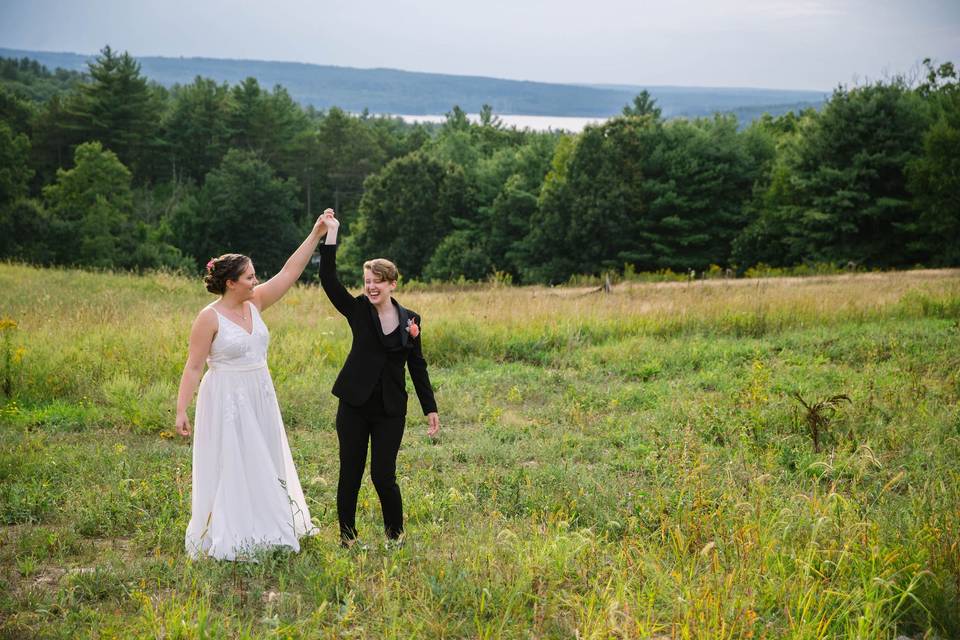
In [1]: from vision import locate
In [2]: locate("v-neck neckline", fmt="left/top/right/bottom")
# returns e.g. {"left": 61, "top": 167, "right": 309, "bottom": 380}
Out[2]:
{"left": 368, "top": 298, "right": 409, "bottom": 349}
{"left": 370, "top": 300, "right": 399, "bottom": 332}
{"left": 376, "top": 312, "right": 400, "bottom": 336}
{"left": 213, "top": 302, "right": 255, "bottom": 336}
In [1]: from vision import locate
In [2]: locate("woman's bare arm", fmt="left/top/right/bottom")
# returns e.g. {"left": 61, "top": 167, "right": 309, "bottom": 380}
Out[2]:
{"left": 253, "top": 213, "right": 328, "bottom": 312}
{"left": 175, "top": 307, "right": 218, "bottom": 437}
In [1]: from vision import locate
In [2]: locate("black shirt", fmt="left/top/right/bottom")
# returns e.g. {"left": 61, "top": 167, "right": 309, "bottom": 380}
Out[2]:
{"left": 367, "top": 323, "right": 404, "bottom": 408}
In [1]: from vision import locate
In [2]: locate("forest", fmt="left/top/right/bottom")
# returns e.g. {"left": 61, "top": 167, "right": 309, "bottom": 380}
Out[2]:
{"left": 0, "top": 47, "right": 957, "bottom": 284}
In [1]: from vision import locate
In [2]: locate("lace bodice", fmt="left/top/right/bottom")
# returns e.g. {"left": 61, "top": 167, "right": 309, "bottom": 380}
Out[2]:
{"left": 207, "top": 302, "right": 269, "bottom": 368}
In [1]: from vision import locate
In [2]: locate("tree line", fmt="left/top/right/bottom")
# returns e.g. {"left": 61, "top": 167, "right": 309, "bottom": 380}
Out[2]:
{"left": 1, "top": 47, "right": 957, "bottom": 284}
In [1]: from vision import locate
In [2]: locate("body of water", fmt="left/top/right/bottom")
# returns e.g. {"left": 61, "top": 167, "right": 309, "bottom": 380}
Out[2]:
{"left": 391, "top": 113, "right": 607, "bottom": 132}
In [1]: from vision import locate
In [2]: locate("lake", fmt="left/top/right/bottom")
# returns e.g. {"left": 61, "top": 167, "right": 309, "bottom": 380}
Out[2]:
{"left": 391, "top": 113, "right": 607, "bottom": 132}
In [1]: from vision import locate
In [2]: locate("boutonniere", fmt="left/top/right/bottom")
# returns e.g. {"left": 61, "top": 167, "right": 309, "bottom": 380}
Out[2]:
{"left": 406, "top": 318, "right": 420, "bottom": 338}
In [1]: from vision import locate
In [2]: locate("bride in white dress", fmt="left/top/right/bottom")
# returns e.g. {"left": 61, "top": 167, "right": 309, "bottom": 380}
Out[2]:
{"left": 175, "top": 212, "right": 330, "bottom": 560}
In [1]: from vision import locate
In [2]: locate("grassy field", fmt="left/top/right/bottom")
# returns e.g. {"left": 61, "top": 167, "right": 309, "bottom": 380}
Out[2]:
{"left": 1, "top": 262, "right": 959, "bottom": 639}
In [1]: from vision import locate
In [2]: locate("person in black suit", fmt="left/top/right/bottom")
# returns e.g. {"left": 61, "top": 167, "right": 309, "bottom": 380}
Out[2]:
{"left": 317, "top": 208, "right": 440, "bottom": 548}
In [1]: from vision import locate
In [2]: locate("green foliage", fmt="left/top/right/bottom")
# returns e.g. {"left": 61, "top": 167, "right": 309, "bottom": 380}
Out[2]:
{"left": 163, "top": 77, "right": 233, "bottom": 184}
{"left": 423, "top": 229, "right": 492, "bottom": 281}
{"left": 0, "top": 198, "right": 54, "bottom": 264}
{"left": 229, "top": 78, "right": 312, "bottom": 175}
{"left": 645, "top": 116, "right": 771, "bottom": 269}
{"left": 39, "top": 141, "right": 187, "bottom": 270}
{"left": 348, "top": 152, "right": 463, "bottom": 279}
{"left": 0, "top": 56, "right": 87, "bottom": 103}
{"left": 474, "top": 134, "right": 560, "bottom": 279}
{"left": 171, "top": 148, "right": 302, "bottom": 275}
{"left": 42, "top": 141, "right": 134, "bottom": 267}
{"left": 525, "top": 113, "right": 769, "bottom": 281}
{"left": 308, "top": 106, "right": 388, "bottom": 226}
{"left": 0, "top": 85, "right": 34, "bottom": 136}
{"left": 907, "top": 60, "right": 960, "bottom": 265}
{"left": 735, "top": 81, "right": 931, "bottom": 268}
{"left": 68, "top": 46, "right": 165, "bottom": 182}
{"left": 44, "top": 141, "right": 133, "bottom": 218}
{"left": 28, "top": 92, "right": 89, "bottom": 187}
{"left": 519, "top": 135, "right": 578, "bottom": 282}
{"left": 0, "top": 121, "right": 32, "bottom": 205}
{"left": 622, "top": 89, "right": 663, "bottom": 120}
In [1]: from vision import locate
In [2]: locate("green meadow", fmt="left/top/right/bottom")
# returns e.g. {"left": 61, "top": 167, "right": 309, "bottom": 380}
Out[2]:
{"left": 1, "top": 262, "right": 959, "bottom": 639}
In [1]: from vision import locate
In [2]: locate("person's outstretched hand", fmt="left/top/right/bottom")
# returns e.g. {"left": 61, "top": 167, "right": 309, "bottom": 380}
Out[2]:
{"left": 427, "top": 412, "right": 440, "bottom": 439}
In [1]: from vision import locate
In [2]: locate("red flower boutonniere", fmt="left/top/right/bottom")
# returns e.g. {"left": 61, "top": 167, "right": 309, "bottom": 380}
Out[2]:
{"left": 406, "top": 318, "right": 420, "bottom": 338}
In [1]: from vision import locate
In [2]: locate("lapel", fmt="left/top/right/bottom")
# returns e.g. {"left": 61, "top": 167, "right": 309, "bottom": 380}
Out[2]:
{"left": 397, "top": 301, "right": 410, "bottom": 349}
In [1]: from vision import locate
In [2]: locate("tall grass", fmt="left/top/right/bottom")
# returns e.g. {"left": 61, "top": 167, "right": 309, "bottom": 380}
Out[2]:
{"left": 1, "top": 263, "right": 958, "bottom": 638}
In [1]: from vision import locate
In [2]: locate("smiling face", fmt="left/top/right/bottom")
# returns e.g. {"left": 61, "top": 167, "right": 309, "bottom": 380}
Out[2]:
{"left": 226, "top": 261, "right": 258, "bottom": 300}
{"left": 363, "top": 268, "right": 396, "bottom": 306}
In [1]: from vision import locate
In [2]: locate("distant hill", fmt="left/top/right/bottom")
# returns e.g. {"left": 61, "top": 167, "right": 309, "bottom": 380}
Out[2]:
{"left": 587, "top": 83, "right": 827, "bottom": 119}
{"left": 0, "top": 47, "right": 827, "bottom": 121}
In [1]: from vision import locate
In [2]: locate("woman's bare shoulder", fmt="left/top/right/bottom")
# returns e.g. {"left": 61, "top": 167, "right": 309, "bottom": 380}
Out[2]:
{"left": 194, "top": 305, "right": 219, "bottom": 328}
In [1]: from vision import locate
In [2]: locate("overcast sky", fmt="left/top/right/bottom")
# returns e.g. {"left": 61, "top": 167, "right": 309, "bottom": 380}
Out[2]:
{"left": 2, "top": 0, "right": 958, "bottom": 91}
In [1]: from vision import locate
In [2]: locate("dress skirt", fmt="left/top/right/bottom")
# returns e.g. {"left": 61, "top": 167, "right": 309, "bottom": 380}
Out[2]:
{"left": 184, "top": 361, "right": 314, "bottom": 560}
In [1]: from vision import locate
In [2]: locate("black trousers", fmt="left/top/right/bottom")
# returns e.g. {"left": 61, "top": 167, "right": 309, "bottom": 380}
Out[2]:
{"left": 335, "top": 393, "right": 406, "bottom": 540}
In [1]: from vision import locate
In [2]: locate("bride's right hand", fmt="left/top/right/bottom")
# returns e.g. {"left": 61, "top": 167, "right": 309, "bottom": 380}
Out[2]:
{"left": 176, "top": 413, "right": 192, "bottom": 437}
{"left": 311, "top": 214, "right": 328, "bottom": 236}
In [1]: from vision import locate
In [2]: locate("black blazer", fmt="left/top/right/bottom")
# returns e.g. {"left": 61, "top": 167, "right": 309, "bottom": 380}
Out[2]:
{"left": 319, "top": 243, "right": 437, "bottom": 417}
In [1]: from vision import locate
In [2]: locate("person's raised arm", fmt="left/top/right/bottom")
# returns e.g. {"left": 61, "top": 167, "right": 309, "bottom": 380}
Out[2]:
{"left": 176, "top": 308, "right": 218, "bottom": 437}
{"left": 317, "top": 210, "right": 355, "bottom": 317}
{"left": 253, "top": 213, "right": 328, "bottom": 312}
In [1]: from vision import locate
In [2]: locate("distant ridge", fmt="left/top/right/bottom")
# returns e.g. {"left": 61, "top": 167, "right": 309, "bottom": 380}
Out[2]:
{"left": 0, "top": 47, "right": 827, "bottom": 120}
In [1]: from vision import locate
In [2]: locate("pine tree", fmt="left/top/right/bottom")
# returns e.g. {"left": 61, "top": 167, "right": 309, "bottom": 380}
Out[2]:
{"left": 68, "top": 46, "right": 163, "bottom": 182}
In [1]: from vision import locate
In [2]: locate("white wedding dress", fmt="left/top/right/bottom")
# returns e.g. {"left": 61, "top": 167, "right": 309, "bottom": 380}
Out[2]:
{"left": 185, "top": 301, "right": 315, "bottom": 560}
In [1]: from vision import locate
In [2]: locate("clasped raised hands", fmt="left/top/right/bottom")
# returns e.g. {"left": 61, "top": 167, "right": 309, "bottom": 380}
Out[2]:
{"left": 311, "top": 211, "right": 328, "bottom": 236}
{"left": 321, "top": 208, "right": 339, "bottom": 231}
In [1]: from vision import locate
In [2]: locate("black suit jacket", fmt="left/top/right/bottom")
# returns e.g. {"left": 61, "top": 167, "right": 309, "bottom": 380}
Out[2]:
{"left": 319, "top": 243, "right": 437, "bottom": 417}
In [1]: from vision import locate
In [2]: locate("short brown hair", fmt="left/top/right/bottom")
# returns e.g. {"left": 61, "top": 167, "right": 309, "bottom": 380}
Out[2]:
{"left": 363, "top": 258, "right": 399, "bottom": 283}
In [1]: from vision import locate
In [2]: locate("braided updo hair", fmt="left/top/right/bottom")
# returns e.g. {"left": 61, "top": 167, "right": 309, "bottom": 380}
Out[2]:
{"left": 203, "top": 254, "right": 251, "bottom": 294}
